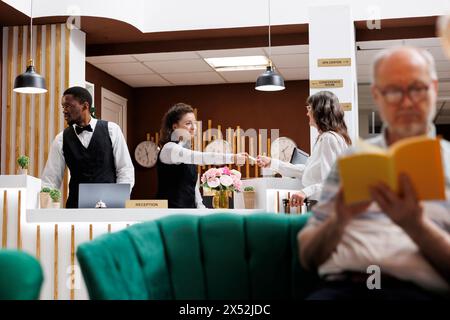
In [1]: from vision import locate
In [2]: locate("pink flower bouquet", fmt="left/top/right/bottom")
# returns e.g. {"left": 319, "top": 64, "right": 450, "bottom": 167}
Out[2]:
{"left": 201, "top": 166, "right": 243, "bottom": 192}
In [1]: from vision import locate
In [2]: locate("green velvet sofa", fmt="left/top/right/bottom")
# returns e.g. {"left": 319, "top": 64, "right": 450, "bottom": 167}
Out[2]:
{"left": 77, "top": 213, "right": 318, "bottom": 300}
{"left": 0, "top": 250, "right": 43, "bottom": 300}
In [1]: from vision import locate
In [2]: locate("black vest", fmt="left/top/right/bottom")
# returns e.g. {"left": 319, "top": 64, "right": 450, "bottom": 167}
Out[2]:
{"left": 156, "top": 143, "right": 197, "bottom": 208}
{"left": 63, "top": 120, "right": 116, "bottom": 208}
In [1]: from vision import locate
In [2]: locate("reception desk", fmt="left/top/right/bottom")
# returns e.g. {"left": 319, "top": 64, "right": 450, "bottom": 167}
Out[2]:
{"left": 1, "top": 175, "right": 303, "bottom": 300}
{"left": 27, "top": 208, "right": 262, "bottom": 300}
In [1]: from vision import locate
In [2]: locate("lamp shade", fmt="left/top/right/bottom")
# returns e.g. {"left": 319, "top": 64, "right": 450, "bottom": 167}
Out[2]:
{"left": 255, "top": 65, "right": 285, "bottom": 91}
{"left": 13, "top": 65, "right": 47, "bottom": 94}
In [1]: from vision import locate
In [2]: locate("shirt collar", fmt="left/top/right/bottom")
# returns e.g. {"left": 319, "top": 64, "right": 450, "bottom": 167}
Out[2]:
{"left": 72, "top": 117, "right": 97, "bottom": 131}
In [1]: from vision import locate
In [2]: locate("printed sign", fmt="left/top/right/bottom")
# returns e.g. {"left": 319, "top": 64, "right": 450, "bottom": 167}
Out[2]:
{"left": 318, "top": 58, "right": 351, "bottom": 67}
{"left": 310, "top": 79, "right": 344, "bottom": 88}
{"left": 126, "top": 200, "right": 168, "bottom": 209}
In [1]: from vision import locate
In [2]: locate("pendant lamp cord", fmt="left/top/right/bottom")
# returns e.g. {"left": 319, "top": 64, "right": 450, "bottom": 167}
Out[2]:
{"left": 268, "top": 0, "right": 271, "bottom": 60}
{"left": 30, "top": 0, "right": 33, "bottom": 65}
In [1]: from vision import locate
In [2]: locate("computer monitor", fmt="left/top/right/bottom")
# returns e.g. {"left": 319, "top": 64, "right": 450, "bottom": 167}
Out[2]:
{"left": 78, "top": 183, "right": 130, "bottom": 208}
{"left": 290, "top": 147, "right": 309, "bottom": 165}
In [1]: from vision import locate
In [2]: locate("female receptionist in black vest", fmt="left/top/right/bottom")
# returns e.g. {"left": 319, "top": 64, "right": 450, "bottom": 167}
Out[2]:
{"left": 157, "top": 103, "right": 247, "bottom": 208}
{"left": 41, "top": 86, "right": 135, "bottom": 208}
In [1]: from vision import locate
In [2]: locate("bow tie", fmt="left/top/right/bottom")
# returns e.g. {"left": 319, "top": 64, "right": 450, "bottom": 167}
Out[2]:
{"left": 75, "top": 124, "right": 93, "bottom": 135}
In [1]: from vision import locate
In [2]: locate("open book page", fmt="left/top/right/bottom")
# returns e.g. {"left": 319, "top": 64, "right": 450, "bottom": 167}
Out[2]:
{"left": 339, "top": 136, "right": 446, "bottom": 204}
{"left": 339, "top": 153, "right": 393, "bottom": 204}
{"left": 391, "top": 136, "right": 446, "bottom": 200}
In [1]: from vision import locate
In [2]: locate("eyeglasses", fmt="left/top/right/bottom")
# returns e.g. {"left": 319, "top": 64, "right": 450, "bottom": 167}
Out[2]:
{"left": 376, "top": 84, "right": 431, "bottom": 104}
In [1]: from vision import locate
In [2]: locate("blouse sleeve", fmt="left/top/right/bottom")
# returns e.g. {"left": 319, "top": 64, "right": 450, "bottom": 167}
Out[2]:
{"left": 159, "top": 142, "right": 234, "bottom": 165}
{"left": 269, "top": 158, "right": 305, "bottom": 179}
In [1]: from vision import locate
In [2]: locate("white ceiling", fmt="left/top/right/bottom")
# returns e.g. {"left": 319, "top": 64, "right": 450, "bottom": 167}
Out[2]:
{"left": 86, "top": 45, "right": 311, "bottom": 87}
{"left": 86, "top": 37, "right": 450, "bottom": 123}
{"left": 87, "top": 38, "right": 450, "bottom": 87}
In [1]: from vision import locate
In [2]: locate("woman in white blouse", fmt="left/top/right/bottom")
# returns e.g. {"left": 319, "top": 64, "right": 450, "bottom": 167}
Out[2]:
{"left": 157, "top": 103, "right": 247, "bottom": 208}
{"left": 256, "top": 91, "right": 351, "bottom": 209}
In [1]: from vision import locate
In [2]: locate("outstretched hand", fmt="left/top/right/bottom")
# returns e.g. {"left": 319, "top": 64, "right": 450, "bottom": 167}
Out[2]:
{"left": 256, "top": 155, "right": 271, "bottom": 168}
{"left": 234, "top": 152, "right": 248, "bottom": 166}
{"left": 291, "top": 192, "right": 306, "bottom": 207}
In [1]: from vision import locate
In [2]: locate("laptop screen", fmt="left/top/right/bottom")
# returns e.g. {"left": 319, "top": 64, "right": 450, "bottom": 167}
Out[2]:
{"left": 290, "top": 147, "right": 309, "bottom": 165}
{"left": 78, "top": 183, "right": 130, "bottom": 208}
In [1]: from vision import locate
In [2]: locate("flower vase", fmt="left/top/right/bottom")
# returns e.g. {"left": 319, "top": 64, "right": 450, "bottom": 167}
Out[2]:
{"left": 213, "top": 190, "right": 230, "bottom": 209}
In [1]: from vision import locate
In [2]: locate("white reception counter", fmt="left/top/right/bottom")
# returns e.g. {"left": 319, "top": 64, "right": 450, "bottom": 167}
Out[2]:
{"left": 27, "top": 208, "right": 263, "bottom": 223}
{"left": 1, "top": 175, "right": 303, "bottom": 300}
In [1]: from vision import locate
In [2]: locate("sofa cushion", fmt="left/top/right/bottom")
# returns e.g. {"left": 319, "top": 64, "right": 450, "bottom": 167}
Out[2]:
{"left": 0, "top": 250, "right": 43, "bottom": 300}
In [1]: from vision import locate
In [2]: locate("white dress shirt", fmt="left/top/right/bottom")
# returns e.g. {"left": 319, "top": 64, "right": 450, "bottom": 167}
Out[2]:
{"left": 41, "top": 118, "right": 135, "bottom": 191}
{"left": 159, "top": 142, "right": 234, "bottom": 208}
{"left": 309, "top": 125, "right": 450, "bottom": 292}
{"left": 270, "top": 131, "right": 349, "bottom": 200}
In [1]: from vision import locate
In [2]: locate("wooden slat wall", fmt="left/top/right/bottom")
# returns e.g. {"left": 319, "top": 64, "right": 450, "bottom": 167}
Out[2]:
{"left": 15, "top": 26, "right": 23, "bottom": 174}
{"left": 5, "top": 28, "right": 13, "bottom": 174}
{"left": 25, "top": 27, "right": 31, "bottom": 174}
{"left": 44, "top": 25, "right": 51, "bottom": 166}
{"left": 34, "top": 26, "right": 42, "bottom": 177}
{"left": 63, "top": 26, "right": 70, "bottom": 206}
{"left": 1, "top": 24, "right": 71, "bottom": 198}
{"left": 53, "top": 25, "right": 61, "bottom": 140}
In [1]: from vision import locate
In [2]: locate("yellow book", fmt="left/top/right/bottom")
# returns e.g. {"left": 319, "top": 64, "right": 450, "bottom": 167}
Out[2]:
{"left": 338, "top": 135, "right": 446, "bottom": 204}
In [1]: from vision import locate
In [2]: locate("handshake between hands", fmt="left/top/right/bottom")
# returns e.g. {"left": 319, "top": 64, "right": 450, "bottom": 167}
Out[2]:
{"left": 232, "top": 154, "right": 273, "bottom": 168}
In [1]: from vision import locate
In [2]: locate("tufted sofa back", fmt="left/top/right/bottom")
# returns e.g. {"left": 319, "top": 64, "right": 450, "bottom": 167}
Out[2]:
{"left": 76, "top": 213, "right": 318, "bottom": 300}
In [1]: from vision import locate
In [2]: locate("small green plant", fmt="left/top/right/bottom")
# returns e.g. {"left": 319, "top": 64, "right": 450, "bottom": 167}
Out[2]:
{"left": 41, "top": 187, "right": 51, "bottom": 193}
{"left": 244, "top": 186, "right": 255, "bottom": 192}
{"left": 49, "top": 189, "right": 61, "bottom": 202}
{"left": 17, "top": 155, "right": 29, "bottom": 169}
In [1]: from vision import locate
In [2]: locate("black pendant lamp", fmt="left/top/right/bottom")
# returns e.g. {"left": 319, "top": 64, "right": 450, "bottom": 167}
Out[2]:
{"left": 13, "top": 0, "right": 47, "bottom": 94}
{"left": 255, "top": 0, "right": 285, "bottom": 92}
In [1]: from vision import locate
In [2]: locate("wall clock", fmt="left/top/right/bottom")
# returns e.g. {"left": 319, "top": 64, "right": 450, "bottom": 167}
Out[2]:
{"left": 270, "top": 137, "right": 297, "bottom": 162}
{"left": 134, "top": 140, "right": 159, "bottom": 168}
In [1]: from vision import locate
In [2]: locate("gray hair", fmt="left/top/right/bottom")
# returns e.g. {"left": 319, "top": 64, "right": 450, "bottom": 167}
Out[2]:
{"left": 371, "top": 46, "right": 438, "bottom": 84}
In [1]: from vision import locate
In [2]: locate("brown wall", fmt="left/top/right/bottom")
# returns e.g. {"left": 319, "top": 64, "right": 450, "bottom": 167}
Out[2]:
{"left": 129, "top": 81, "right": 310, "bottom": 199}
{"left": 0, "top": 31, "right": 2, "bottom": 172}
{"left": 85, "top": 62, "right": 134, "bottom": 120}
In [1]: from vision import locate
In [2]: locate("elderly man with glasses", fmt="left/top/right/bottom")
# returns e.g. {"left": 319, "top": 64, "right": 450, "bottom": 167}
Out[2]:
{"left": 298, "top": 47, "right": 450, "bottom": 300}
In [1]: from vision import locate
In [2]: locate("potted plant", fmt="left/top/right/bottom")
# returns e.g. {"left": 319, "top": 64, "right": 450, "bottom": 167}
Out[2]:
{"left": 17, "top": 155, "right": 29, "bottom": 175}
{"left": 49, "top": 189, "right": 62, "bottom": 209}
{"left": 39, "top": 187, "right": 52, "bottom": 209}
{"left": 201, "top": 167, "right": 243, "bottom": 209}
{"left": 243, "top": 186, "right": 256, "bottom": 209}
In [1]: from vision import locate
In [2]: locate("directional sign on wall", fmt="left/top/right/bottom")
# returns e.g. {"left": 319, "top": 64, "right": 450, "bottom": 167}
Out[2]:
{"left": 317, "top": 58, "right": 351, "bottom": 67}
{"left": 310, "top": 79, "right": 344, "bottom": 88}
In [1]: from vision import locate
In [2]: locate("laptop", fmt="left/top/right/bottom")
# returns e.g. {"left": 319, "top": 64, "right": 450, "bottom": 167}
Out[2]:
{"left": 290, "top": 147, "right": 309, "bottom": 165}
{"left": 78, "top": 183, "right": 131, "bottom": 208}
